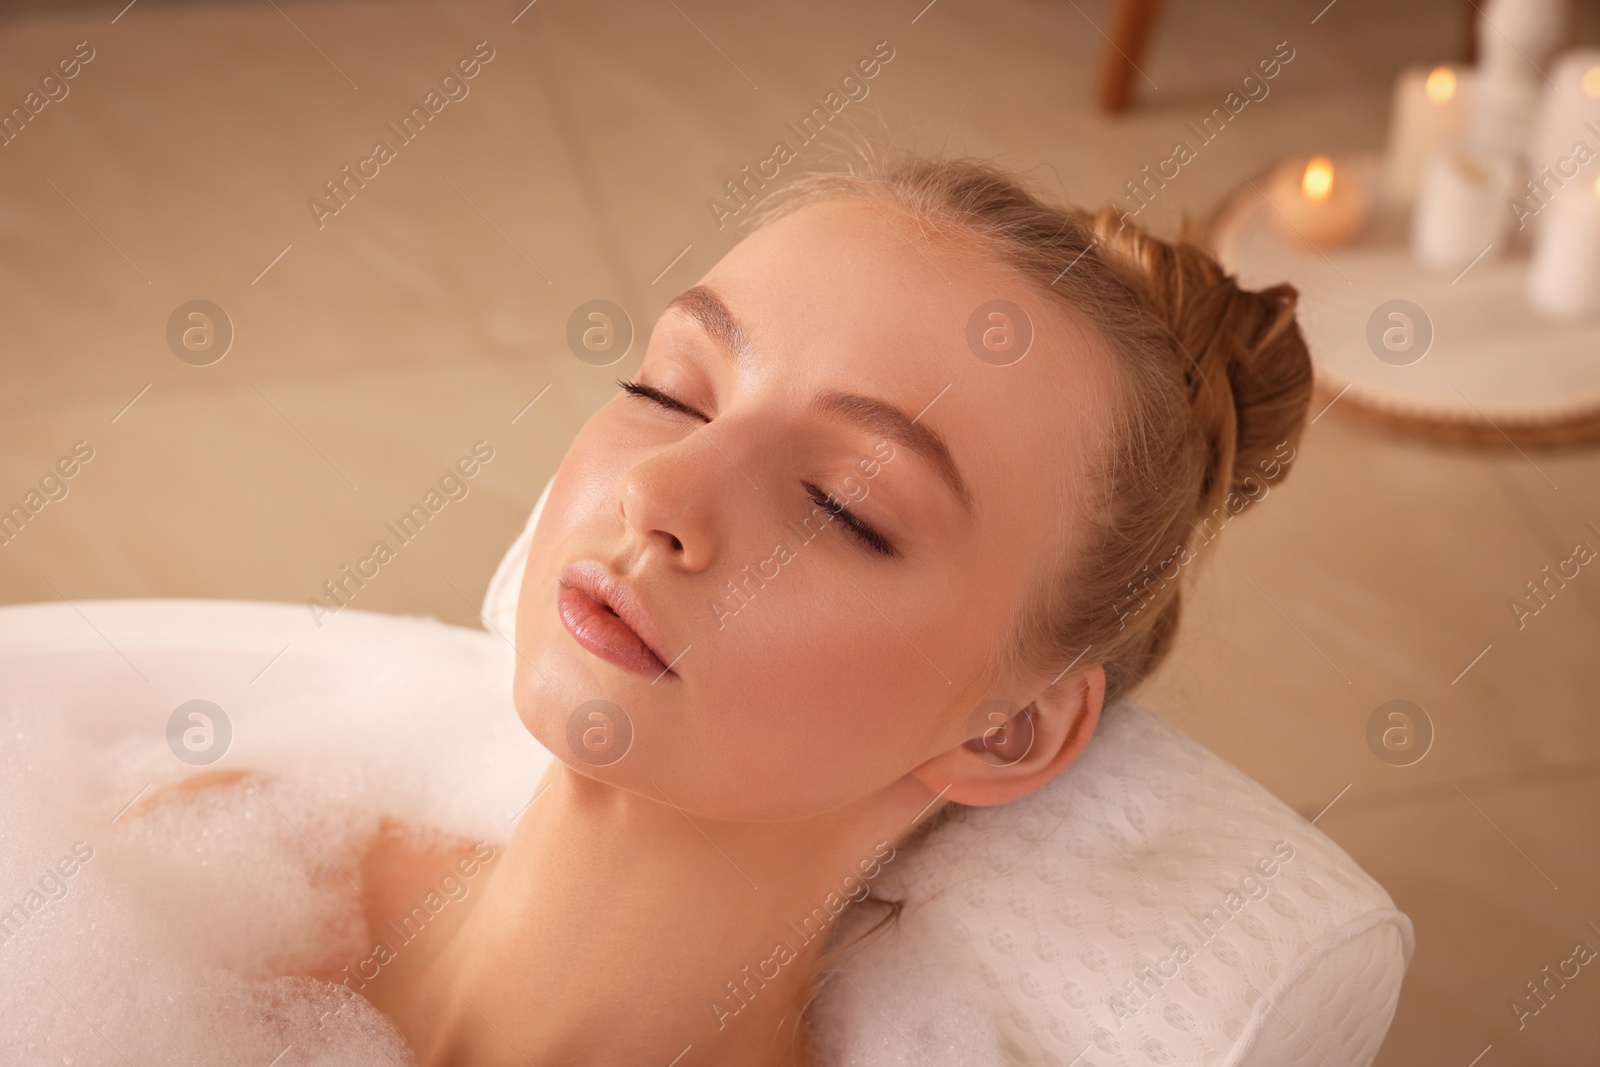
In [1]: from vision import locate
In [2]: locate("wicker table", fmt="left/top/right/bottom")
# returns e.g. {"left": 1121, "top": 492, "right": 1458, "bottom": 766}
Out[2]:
{"left": 1210, "top": 152, "right": 1600, "bottom": 448}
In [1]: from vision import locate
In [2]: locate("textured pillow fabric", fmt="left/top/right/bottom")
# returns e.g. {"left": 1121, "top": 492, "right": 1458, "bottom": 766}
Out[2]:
{"left": 484, "top": 483, "right": 1412, "bottom": 1065}
{"left": 806, "top": 704, "right": 1412, "bottom": 1066}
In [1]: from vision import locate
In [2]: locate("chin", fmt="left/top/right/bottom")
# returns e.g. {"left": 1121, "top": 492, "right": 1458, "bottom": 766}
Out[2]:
{"left": 510, "top": 653, "right": 555, "bottom": 745}
{"left": 511, "top": 626, "right": 585, "bottom": 735}
{"left": 510, "top": 610, "right": 650, "bottom": 779}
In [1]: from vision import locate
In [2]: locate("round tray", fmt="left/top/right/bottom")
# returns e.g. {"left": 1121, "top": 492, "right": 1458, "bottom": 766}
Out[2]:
{"left": 1209, "top": 152, "right": 1600, "bottom": 449}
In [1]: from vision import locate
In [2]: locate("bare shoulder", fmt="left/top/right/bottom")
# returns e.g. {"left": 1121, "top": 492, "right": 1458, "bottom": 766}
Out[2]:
{"left": 123, "top": 768, "right": 499, "bottom": 988}
{"left": 122, "top": 770, "right": 498, "bottom": 910}
{"left": 121, "top": 767, "right": 257, "bottom": 819}
{"left": 357, "top": 817, "right": 500, "bottom": 934}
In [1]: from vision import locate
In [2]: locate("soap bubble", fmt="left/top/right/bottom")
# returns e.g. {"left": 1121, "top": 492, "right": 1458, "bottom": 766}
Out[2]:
{"left": 1, "top": 635, "right": 550, "bottom": 1066}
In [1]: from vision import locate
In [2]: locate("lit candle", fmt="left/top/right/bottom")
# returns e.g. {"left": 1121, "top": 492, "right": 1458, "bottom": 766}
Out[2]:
{"left": 1526, "top": 174, "right": 1600, "bottom": 319}
{"left": 1411, "top": 150, "right": 1516, "bottom": 272}
{"left": 1384, "top": 64, "right": 1474, "bottom": 201}
{"left": 1264, "top": 156, "right": 1371, "bottom": 248}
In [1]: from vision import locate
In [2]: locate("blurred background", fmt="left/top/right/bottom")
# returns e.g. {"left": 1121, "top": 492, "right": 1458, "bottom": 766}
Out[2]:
{"left": 2, "top": 0, "right": 1598, "bottom": 1061}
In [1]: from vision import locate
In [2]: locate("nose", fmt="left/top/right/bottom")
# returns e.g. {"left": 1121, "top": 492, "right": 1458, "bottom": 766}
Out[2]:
{"left": 617, "top": 447, "right": 720, "bottom": 573}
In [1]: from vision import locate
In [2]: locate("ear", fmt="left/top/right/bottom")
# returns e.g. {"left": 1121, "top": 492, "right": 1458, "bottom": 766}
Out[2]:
{"left": 909, "top": 664, "right": 1106, "bottom": 807}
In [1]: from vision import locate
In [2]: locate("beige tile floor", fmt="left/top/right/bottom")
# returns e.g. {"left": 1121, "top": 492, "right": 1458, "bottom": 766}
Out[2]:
{"left": 2, "top": 0, "right": 1598, "bottom": 1061}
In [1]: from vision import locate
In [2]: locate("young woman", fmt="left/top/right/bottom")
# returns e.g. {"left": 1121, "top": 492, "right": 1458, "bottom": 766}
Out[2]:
{"left": 136, "top": 151, "right": 1313, "bottom": 1066}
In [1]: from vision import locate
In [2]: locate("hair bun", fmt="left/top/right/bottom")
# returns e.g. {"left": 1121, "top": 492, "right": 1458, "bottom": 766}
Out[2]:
{"left": 746, "top": 152, "right": 1316, "bottom": 704}
{"left": 1085, "top": 212, "right": 1314, "bottom": 514}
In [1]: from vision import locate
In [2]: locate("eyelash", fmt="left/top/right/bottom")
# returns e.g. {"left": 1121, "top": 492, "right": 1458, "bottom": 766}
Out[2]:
{"left": 802, "top": 482, "right": 897, "bottom": 558}
{"left": 617, "top": 378, "right": 705, "bottom": 420}
{"left": 617, "top": 377, "right": 897, "bottom": 559}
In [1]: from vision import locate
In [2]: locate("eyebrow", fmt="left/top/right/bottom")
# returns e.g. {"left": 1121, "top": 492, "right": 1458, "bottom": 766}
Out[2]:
{"left": 666, "top": 284, "right": 976, "bottom": 516}
{"left": 811, "top": 391, "right": 975, "bottom": 516}
{"left": 666, "top": 285, "right": 752, "bottom": 365}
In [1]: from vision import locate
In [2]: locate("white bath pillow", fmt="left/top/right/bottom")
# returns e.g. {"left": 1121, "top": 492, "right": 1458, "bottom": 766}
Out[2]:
{"left": 806, "top": 703, "right": 1412, "bottom": 1066}
{"left": 482, "top": 483, "right": 1413, "bottom": 1066}
{"left": 482, "top": 477, "right": 550, "bottom": 643}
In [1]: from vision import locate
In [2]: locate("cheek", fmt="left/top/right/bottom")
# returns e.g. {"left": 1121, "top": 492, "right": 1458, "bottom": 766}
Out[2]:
{"left": 515, "top": 411, "right": 634, "bottom": 636}
{"left": 652, "top": 556, "right": 972, "bottom": 819}
{"left": 512, "top": 425, "right": 634, "bottom": 748}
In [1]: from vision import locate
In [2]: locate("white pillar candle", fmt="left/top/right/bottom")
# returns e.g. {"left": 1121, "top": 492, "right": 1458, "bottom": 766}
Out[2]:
{"left": 1469, "top": 0, "right": 1569, "bottom": 159}
{"left": 1527, "top": 174, "right": 1600, "bottom": 318}
{"left": 1527, "top": 50, "right": 1600, "bottom": 200}
{"left": 1468, "top": 77, "right": 1542, "bottom": 159}
{"left": 1478, "top": 0, "right": 1567, "bottom": 85}
{"left": 1385, "top": 65, "right": 1474, "bottom": 202}
{"left": 1265, "top": 156, "right": 1371, "bottom": 248}
{"left": 1412, "top": 150, "right": 1515, "bottom": 272}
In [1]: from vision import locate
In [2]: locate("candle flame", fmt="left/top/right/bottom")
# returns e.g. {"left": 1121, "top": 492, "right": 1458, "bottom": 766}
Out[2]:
{"left": 1302, "top": 157, "right": 1335, "bottom": 202}
{"left": 1584, "top": 66, "right": 1600, "bottom": 100}
{"left": 1424, "top": 66, "right": 1456, "bottom": 104}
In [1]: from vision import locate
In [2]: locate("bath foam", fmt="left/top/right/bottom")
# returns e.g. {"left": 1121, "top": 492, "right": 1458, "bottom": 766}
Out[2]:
{"left": 0, "top": 709, "right": 418, "bottom": 1065}
{"left": 5, "top": 957, "right": 413, "bottom": 1066}
{"left": 107, "top": 773, "right": 378, "bottom": 980}
{"left": 3, "top": 723, "right": 406, "bottom": 1062}
{"left": 0, "top": 605, "right": 547, "bottom": 1067}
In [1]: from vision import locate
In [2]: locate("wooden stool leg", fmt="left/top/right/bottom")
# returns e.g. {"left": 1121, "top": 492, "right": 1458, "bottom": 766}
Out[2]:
{"left": 1462, "top": 0, "right": 1479, "bottom": 64}
{"left": 1094, "top": 0, "right": 1163, "bottom": 113}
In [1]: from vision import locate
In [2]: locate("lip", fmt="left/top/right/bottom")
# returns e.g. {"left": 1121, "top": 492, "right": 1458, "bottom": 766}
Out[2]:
{"left": 556, "top": 561, "right": 677, "bottom": 680}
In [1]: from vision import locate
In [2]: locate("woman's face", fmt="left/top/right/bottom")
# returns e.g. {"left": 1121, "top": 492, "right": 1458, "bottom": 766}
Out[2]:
{"left": 513, "top": 197, "right": 1113, "bottom": 820}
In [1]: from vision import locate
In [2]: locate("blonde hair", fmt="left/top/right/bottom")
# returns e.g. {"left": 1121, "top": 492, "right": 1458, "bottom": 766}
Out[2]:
{"left": 745, "top": 149, "right": 1314, "bottom": 705}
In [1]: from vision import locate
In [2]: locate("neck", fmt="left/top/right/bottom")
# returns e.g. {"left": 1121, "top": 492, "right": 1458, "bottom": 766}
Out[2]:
{"left": 402, "top": 758, "right": 936, "bottom": 1067}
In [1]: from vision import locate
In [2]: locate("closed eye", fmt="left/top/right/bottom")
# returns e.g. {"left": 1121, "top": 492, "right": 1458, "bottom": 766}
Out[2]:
{"left": 617, "top": 378, "right": 709, "bottom": 421}
{"left": 803, "top": 482, "right": 897, "bottom": 559}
